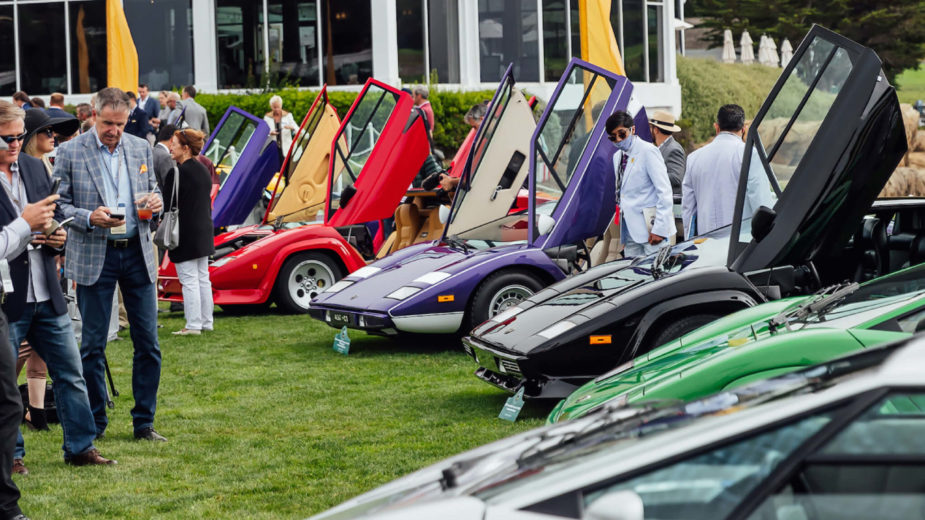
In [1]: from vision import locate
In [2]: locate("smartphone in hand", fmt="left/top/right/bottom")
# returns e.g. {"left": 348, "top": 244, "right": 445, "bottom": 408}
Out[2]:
{"left": 49, "top": 177, "right": 61, "bottom": 196}
{"left": 44, "top": 216, "right": 75, "bottom": 235}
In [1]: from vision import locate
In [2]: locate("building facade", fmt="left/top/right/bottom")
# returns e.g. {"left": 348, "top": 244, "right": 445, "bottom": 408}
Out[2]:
{"left": 2, "top": 0, "right": 681, "bottom": 113}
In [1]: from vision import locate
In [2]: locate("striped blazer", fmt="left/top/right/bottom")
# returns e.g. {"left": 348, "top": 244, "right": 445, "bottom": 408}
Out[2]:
{"left": 55, "top": 130, "right": 160, "bottom": 285}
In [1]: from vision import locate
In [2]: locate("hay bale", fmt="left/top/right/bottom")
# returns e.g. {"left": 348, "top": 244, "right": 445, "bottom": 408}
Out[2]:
{"left": 914, "top": 132, "right": 925, "bottom": 152}
{"left": 900, "top": 104, "right": 920, "bottom": 166}
{"left": 880, "top": 166, "right": 925, "bottom": 198}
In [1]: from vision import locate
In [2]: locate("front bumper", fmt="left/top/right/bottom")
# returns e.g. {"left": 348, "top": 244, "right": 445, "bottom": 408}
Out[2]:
{"left": 310, "top": 304, "right": 465, "bottom": 335}
{"left": 463, "top": 336, "right": 585, "bottom": 400}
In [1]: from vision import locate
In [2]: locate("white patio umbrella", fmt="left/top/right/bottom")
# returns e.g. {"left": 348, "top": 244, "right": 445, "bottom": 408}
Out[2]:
{"left": 768, "top": 37, "right": 780, "bottom": 67}
{"left": 780, "top": 38, "right": 794, "bottom": 67}
{"left": 757, "top": 35, "right": 771, "bottom": 66}
{"left": 722, "top": 29, "right": 736, "bottom": 63}
{"left": 740, "top": 30, "right": 755, "bottom": 65}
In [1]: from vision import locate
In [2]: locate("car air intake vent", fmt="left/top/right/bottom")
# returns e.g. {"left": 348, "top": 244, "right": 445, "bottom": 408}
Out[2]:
{"left": 499, "top": 359, "right": 521, "bottom": 376}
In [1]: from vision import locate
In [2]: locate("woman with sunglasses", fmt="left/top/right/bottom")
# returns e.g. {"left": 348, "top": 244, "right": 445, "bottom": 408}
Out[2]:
{"left": 605, "top": 110, "right": 675, "bottom": 258}
{"left": 165, "top": 129, "right": 215, "bottom": 335}
{"left": 22, "top": 109, "right": 79, "bottom": 175}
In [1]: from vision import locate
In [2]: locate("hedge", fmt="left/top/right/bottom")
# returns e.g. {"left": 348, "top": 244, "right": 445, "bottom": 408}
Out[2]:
{"left": 675, "top": 56, "right": 784, "bottom": 148}
{"left": 196, "top": 87, "right": 496, "bottom": 157}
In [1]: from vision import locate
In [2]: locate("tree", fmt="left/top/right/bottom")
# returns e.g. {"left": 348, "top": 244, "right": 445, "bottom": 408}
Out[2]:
{"left": 690, "top": 0, "right": 925, "bottom": 82}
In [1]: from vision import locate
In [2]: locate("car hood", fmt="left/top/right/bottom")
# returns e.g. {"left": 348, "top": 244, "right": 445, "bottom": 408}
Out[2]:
{"left": 313, "top": 242, "right": 528, "bottom": 313}
{"left": 469, "top": 231, "right": 735, "bottom": 354}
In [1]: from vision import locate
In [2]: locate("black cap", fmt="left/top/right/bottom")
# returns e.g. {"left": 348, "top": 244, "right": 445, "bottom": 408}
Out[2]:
{"left": 23, "top": 108, "right": 80, "bottom": 148}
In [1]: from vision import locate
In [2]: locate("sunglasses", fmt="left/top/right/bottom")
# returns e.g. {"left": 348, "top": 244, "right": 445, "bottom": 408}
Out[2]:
{"left": 0, "top": 133, "right": 27, "bottom": 144}
{"left": 608, "top": 129, "right": 630, "bottom": 142}
{"left": 41, "top": 128, "right": 55, "bottom": 138}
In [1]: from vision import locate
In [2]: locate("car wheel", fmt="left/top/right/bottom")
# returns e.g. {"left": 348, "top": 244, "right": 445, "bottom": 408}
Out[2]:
{"left": 469, "top": 270, "right": 544, "bottom": 330}
{"left": 274, "top": 253, "right": 343, "bottom": 314}
{"left": 648, "top": 313, "right": 720, "bottom": 349}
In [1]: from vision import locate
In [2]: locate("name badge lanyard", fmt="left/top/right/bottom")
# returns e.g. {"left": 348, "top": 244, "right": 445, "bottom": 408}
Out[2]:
{"left": 100, "top": 146, "right": 126, "bottom": 208}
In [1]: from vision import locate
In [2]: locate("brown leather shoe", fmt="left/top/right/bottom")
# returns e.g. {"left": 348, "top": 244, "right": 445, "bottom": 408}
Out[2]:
{"left": 65, "top": 448, "right": 117, "bottom": 466}
{"left": 11, "top": 458, "right": 27, "bottom": 475}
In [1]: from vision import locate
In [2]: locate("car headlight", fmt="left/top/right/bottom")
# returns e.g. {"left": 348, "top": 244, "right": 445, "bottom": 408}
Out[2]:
{"left": 210, "top": 256, "right": 237, "bottom": 268}
{"left": 351, "top": 266, "right": 382, "bottom": 279}
{"left": 492, "top": 306, "right": 524, "bottom": 323}
{"left": 413, "top": 271, "right": 452, "bottom": 285}
{"left": 386, "top": 286, "right": 422, "bottom": 300}
{"left": 537, "top": 320, "right": 576, "bottom": 339}
{"left": 325, "top": 280, "right": 354, "bottom": 293}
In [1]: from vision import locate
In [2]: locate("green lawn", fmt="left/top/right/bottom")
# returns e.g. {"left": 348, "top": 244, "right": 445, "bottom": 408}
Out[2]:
{"left": 14, "top": 309, "right": 545, "bottom": 519}
{"left": 897, "top": 66, "right": 925, "bottom": 105}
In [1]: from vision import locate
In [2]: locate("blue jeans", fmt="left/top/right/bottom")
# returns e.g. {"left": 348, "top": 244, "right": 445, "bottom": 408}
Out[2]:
{"left": 9, "top": 301, "right": 97, "bottom": 460}
{"left": 623, "top": 239, "right": 670, "bottom": 258}
{"left": 77, "top": 241, "right": 161, "bottom": 436}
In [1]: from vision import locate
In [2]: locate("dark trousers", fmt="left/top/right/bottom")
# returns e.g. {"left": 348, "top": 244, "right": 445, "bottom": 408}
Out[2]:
{"left": 0, "top": 310, "right": 23, "bottom": 519}
{"left": 77, "top": 241, "right": 161, "bottom": 436}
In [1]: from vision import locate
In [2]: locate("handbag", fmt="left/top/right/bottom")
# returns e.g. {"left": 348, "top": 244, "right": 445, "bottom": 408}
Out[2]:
{"left": 154, "top": 166, "right": 180, "bottom": 250}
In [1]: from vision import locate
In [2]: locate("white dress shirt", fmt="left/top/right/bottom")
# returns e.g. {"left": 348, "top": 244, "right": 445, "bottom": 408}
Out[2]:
{"left": 614, "top": 137, "right": 675, "bottom": 244}
{"left": 681, "top": 132, "right": 775, "bottom": 238}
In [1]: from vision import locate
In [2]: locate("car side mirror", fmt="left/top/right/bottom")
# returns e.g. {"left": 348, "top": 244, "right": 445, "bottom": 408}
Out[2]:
{"left": 583, "top": 490, "right": 644, "bottom": 520}
{"left": 537, "top": 214, "right": 556, "bottom": 236}
{"left": 751, "top": 205, "right": 776, "bottom": 243}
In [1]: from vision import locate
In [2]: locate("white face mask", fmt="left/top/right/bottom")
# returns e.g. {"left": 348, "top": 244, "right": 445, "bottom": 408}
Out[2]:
{"left": 613, "top": 134, "right": 634, "bottom": 152}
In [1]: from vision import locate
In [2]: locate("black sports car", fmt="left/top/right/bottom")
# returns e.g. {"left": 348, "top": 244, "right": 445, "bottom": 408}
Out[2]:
{"left": 463, "top": 26, "right": 913, "bottom": 400}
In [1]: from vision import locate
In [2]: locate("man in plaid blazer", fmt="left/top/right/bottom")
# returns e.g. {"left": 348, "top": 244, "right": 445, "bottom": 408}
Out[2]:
{"left": 55, "top": 87, "right": 167, "bottom": 443}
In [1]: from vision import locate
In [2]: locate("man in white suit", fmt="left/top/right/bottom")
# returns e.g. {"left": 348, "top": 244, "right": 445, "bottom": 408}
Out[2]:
{"left": 607, "top": 110, "right": 674, "bottom": 258}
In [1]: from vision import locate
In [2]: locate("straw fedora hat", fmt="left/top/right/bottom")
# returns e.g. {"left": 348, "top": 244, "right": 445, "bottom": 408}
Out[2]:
{"left": 648, "top": 110, "right": 681, "bottom": 133}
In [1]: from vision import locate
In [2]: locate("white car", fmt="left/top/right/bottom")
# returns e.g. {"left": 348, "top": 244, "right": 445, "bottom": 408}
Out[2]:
{"left": 310, "top": 336, "right": 925, "bottom": 520}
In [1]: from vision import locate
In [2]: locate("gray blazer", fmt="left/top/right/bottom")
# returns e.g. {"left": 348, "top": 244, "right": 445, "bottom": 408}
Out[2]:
{"left": 54, "top": 131, "right": 160, "bottom": 285}
{"left": 659, "top": 136, "right": 686, "bottom": 196}
{"left": 180, "top": 98, "right": 210, "bottom": 135}
{"left": 152, "top": 142, "right": 175, "bottom": 193}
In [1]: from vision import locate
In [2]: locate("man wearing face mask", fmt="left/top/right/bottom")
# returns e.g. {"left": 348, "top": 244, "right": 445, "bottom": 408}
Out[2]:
{"left": 606, "top": 110, "right": 674, "bottom": 258}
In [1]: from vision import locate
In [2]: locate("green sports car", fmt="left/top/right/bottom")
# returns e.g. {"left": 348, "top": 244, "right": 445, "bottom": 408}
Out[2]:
{"left": 548, "top": 261, "right": 925, "bottom": 423}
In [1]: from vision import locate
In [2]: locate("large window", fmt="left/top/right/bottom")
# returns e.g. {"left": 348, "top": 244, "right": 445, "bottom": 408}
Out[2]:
{"left": 0, "top": 6, "right": 14, "bottom": 96}
{"left": 613, "top": 0, "right": 667, "bottom": 83}
{"left": 321, "top": 0, "right": 371, "bottom": 86}
{"left": 478, "top": 0, "right": 539, "bottom": 82}
{"left": 124, "top": 0, "right": 193, "bottom": 91}
{"left": 394, "top": 0, "right": 460, "bottom": 84}
{"left": 216, "top": 1, "right": 264, "bottom": 88}
{"left": 265, "top": 0, "right": 320, "bottom": 87}
{"left": 542, "top": 0, "right": 580, "bottom": 82}
{"left": 20, "top": 2, "right": 68, "bottom": 94}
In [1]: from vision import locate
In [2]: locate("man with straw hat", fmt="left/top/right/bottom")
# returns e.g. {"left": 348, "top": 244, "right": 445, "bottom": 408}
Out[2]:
{"left": 648, "top": 110, "right": 685, "bottom": 196}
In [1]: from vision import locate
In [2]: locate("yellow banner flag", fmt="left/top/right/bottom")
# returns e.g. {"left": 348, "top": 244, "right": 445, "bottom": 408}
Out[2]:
{"left": 106, "top": 0, "right": 138, "bottom": 91}
{"left": 579, "top": 0, "right": 625, "bottom": 76}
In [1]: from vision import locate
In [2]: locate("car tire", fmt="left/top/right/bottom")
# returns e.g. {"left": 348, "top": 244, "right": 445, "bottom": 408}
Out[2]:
{"left": 648, "top": 313, "right": 720, "bottom": 349}
{"left": 469, "top": 270, "right": 544, "bottom": 331}
{"left": 273, "top": 252, "right": 343, "bottom": 314}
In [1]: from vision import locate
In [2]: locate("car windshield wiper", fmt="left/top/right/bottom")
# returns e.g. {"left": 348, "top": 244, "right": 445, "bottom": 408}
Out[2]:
{"left": 444, "top": 235, "right": 470, "bottom": 253}
{"left": 650, "top": 246, "right": 674, "bottom": 280}
{"left": 768, "top": 281, "right": 860, "bottom": 332}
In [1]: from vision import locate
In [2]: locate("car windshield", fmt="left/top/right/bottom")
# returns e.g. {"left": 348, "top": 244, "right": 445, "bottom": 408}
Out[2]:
{"left": 472, "top": 342, "right": 902, "bottom": 501}
{"left": 328, "top": 84, "right": 399, "bottom": 208}
{"left": 203, "top": 110, "right": 258, "bottom": 187}
{"left": 731, "top": 35, "right": 854, "bottom": 249}
{"left": 802, "top": 263, "right": 925, "bottom": 326}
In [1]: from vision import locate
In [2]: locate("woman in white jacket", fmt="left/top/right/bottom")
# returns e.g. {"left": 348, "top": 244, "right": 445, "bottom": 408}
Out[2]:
{"left": 264, "top": 95, "right": 298, "bottom": 162}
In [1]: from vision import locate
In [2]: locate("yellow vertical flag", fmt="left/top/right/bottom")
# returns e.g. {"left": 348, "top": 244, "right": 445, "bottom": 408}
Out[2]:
{"left": 106, "top": 0, "right": 138, "bottom": 91}
{"left": 578, "top": 0, "right": 625, "bottom": 76}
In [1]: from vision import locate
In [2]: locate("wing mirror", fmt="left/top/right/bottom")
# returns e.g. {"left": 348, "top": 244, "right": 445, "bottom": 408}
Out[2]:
{"left": 751, "top": 205, "right": 776, "bottom": 243}
{"left": 583, "top": 490, "right": 644, "bottom": 520}
{"left": 537, "top": 214, "right": 556, "bottom": 236}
